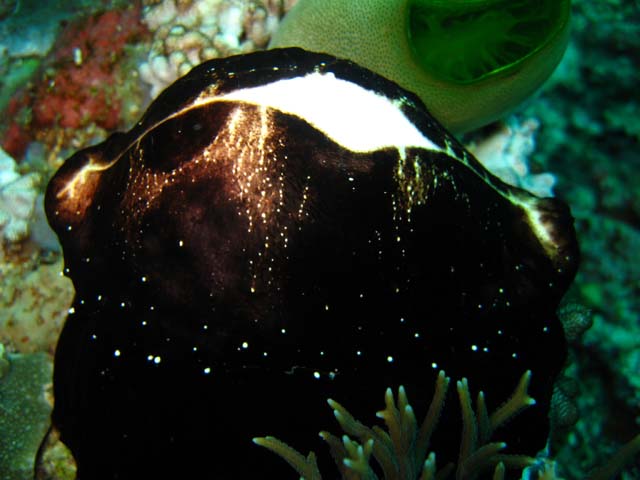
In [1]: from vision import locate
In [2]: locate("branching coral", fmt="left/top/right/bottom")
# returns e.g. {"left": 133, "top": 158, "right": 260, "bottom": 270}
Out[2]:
{"left": 0, "top": 256, "right": 74, "bottom": 355}
{"left": 254, "top": 371, "right": 541, "bottom": 480}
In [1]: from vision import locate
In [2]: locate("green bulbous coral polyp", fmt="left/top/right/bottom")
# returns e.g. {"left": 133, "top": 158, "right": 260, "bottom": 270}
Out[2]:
{"left": 407, "top": 0, "right": 571, "bottom": 84}
{"left": 269, "top": 0, "right": 572, "bottom": 132}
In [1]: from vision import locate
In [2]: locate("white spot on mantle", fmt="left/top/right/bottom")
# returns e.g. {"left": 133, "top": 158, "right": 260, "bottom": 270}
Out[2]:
{"left": 204, "top": 72, "right": 442, "bottom": 154}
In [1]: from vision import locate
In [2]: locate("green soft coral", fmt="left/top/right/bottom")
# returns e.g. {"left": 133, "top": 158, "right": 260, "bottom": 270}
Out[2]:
{"left": 254, "top": 371, "right": 539, "bottom": 479}
{"left": 270, "top": 0, "right": 571, "bottom": 133}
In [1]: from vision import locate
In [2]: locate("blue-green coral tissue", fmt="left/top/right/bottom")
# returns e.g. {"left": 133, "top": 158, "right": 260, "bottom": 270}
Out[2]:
{"left": 270, "top": 0, "right": 571, "bottom": 133}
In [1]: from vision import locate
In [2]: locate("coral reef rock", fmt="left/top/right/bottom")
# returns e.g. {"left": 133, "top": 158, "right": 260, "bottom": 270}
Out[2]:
{"left": 0, "top": 344, "right": 53, "bottom": 480}
{"left": 139, "top": 0, "right": 286, "bottom": 98}
{"left": 0, "top": 146, "right": 38, "bottom": 246}
{"left": 468, "top": 118, "right": 557, "bottom": 198}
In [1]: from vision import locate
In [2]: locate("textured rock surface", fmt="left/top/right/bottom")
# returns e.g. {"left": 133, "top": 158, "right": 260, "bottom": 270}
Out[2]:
{"left": 0, "top": 344, "right": 53, "bottom": 480}
{"left": 0, "top": 256, "right": 73, "bottom": 354}
{"left": 139, "top": 0, "right": 290, "bottom": 97}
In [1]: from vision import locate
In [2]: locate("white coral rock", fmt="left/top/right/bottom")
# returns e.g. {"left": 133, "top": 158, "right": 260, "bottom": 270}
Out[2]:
{"left": 0, "top": 147, "right": 39, "bottom": 245}
{"left": 139, "top": 0, "right": 285, "bottom": 98}
{"left": 468, "top": 118, "right": 557, "bottom": 198}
